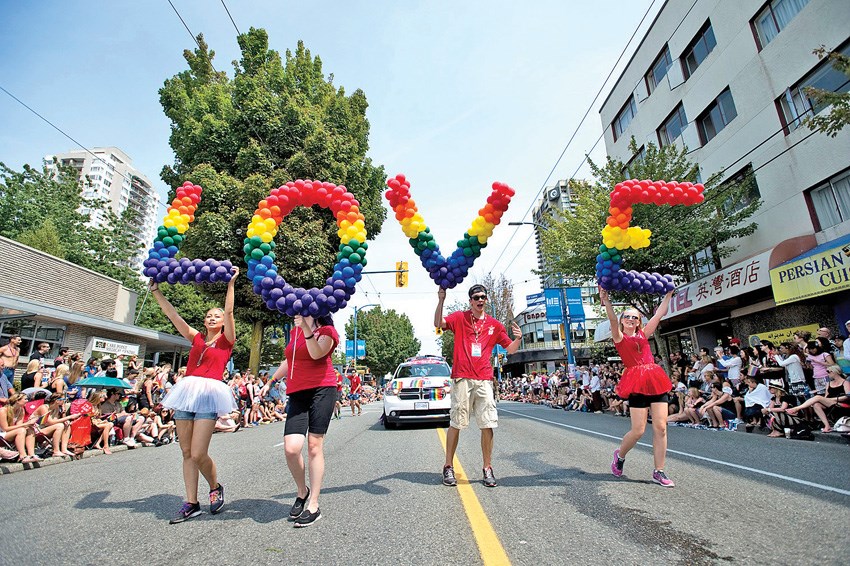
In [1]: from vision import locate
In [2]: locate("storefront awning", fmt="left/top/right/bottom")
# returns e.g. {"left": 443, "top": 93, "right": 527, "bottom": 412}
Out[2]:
{"left": 769, "top": 232, "right": 850, "bottom": 305}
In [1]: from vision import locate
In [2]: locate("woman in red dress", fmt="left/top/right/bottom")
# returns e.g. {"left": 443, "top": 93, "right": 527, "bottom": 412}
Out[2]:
{"left": 150, "top": 267, "right": 239, "bottom": 524}
{"left": 600, "top": 287, "right": 675, "bottom": 487}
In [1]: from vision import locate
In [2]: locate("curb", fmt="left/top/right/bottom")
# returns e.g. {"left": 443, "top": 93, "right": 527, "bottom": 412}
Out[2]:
{"left": 734, "top": 423, "right": 850, "bottom": 446}
{"left": 0, "top": 442, "right": 168, "bottom": 475}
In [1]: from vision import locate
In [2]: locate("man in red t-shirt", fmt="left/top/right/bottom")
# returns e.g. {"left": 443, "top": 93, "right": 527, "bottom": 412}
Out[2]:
{"left": 435, "top": 284, "right": 521, "bottom": 488}
{"left": 348, "top": 372, "right": 362, "bottom": 416}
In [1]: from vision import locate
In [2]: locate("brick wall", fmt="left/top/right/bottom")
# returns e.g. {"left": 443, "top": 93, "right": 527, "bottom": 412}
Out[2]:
{"left": 0, "top": 236, "right": 138, "bottom": 321}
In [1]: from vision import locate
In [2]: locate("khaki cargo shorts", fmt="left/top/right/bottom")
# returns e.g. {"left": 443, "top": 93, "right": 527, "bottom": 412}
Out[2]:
{"left": 450, "top": 378, "right": 498, "bottom": 430}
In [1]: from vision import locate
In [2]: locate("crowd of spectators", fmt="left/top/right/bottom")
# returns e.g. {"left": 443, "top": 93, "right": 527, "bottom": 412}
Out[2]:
{"left": 499, "top": 324, "right": 850, "bottom": 440}
{"left": 0, "top": 339, "right": 374, "bottom": 466}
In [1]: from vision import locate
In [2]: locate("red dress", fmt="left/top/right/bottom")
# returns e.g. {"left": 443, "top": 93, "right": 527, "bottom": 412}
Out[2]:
{"left": 614, "top": 330, "right": 672, "bottom": 398}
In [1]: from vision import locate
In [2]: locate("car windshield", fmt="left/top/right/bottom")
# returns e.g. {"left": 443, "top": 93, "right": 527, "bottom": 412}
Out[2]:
{"left": 396, "top": 363, "right": 450, "bottom": 378}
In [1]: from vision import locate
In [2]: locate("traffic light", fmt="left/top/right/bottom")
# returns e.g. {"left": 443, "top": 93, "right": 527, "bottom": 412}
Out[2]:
{"left": 396, "top": 261, "right": 408, "bottom": 287}
{"left": 498, "top": 353, "right": 505, "bottom": 364}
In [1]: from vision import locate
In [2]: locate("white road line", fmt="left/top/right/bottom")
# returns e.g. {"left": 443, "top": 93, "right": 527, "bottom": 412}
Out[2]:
{"left": 501, "top": 408, "right": 850, "bottom": 497}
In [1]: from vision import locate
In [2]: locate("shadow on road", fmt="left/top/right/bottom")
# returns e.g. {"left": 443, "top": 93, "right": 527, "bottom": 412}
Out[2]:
{"left": 76, "top": 491, "right": 183, "bottom": 521}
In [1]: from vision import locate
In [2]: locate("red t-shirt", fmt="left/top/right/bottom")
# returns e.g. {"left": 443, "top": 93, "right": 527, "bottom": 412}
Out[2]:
{"left": 445, "top": 310, "right": 512, "bottom": 380}
{"left": 186, "top": 333, "right": 233, "bottom": 381}
{"left": 336, "top": 372, "right": 343, "bottom": 392}
{"left": 349, "top": 374, "right": 362, "bottom": 393}
{"left": 284, "top": 326, "right": 339, "bottom": 394}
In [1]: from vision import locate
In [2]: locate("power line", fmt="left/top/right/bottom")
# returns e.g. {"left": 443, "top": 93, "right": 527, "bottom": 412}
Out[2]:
{"left": 0, "top": 83, "right": 168, "bottom": 212}
{"left": 219, "top": 0, "right": 241, "bottom": 35}
{"left": 487, "top": 0, "right": 659, "bottom": 274}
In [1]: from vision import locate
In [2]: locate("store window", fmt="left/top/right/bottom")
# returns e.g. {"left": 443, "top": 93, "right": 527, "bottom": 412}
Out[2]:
{"left": 0, "top": 319, "right": 66, "bottom": 362}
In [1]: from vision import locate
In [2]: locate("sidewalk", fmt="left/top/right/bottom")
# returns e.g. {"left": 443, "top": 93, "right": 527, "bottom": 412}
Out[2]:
{"left": 0, "top": 442, "right": 164, "bottom": 475}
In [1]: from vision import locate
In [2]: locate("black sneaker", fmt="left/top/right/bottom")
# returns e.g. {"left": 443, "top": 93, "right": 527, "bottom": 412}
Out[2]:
{"left": 482, "top": 466, "right": 497, "bottom": 488}
{"left": 288, "top": 487, "right": 310, "bottom": 519}
{"left": 209, "top": 483, "right": 224, "bottom": 514}
{"left": 442, "top": 465, "right": 457, "bottom": 487}
{"left": 169, "top": 501, "right": 202, "bottom": 524}
{"left": 293, "top": 508, "right": 321, "bottom": 527}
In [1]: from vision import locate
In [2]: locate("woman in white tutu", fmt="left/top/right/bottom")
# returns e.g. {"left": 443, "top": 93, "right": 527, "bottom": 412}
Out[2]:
{"left": 149, "top": 267, "right": 239, "bottom": 524}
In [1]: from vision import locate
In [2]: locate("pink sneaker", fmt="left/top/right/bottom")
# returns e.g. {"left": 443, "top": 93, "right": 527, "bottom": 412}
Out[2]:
{"left": 611, "top": 449, "right": 624, "bottom": 477}
{"left": 652, "top": 469, "right": 675, "bottom": 487}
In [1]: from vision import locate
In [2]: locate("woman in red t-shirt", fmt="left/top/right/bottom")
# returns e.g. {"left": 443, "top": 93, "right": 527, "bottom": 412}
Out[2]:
{"left": 600, "top": 286, "right": 676, "bottom": 488}
{"left": 261, "top": 313, "right": 338, "bottom": 528}
{"left": 149, "top": 267, "right": 239, "bottom": 524}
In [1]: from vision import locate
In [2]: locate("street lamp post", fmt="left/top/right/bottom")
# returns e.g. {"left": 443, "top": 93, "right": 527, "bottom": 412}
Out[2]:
{"left": 508, "top": 220, "right": 576, "bottom": 368}
{"left": 351, "top": 304, "right": 378, "bottom": 373}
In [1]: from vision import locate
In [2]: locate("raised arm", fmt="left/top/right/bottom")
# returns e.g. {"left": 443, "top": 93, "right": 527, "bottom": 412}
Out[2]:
{"left": 149, "top": 280, "right": 198, "bottom": 342}
{"left": 505, "top": 321, "right": 522, "bottom": 354}
{"left": 643, "top": 290, "right": 674, "bottom": 338}
{"left": 598, "top": 286, "right": 622, "bottom": 343}
{"left": 434, "top": 287, "right": 447, "bottom": 329}
{"left": 223, "top": 267, "right": 239, "bottom": 344}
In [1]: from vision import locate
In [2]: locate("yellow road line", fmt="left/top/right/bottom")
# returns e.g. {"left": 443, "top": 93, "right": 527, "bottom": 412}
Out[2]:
{"left": 437, "top": 428, "right": 511, "bottom": 566}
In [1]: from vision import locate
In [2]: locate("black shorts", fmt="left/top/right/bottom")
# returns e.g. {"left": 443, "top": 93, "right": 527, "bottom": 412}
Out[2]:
{"left": 627, "top": 393, "right": 670, "bottom": 409}
{"left": 284, "top": 386, "right": 337, "bottom": 436}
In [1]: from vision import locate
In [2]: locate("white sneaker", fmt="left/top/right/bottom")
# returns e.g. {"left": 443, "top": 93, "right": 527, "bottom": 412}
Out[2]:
{"left": 123, "top": 438, "right": 137, "bottom": 447}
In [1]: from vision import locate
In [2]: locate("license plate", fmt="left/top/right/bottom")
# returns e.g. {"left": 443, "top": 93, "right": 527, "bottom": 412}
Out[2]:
{"left": 414, "top": 401, "right": 429, "bottom": 410}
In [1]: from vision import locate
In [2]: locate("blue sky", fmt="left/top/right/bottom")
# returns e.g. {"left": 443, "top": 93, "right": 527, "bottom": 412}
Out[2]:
{"left": 0, "top": 0, "right": 660, "bottom": 358}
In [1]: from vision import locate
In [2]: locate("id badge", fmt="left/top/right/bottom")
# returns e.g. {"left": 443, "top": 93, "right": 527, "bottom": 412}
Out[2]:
{"left": 471, "top": 343, "right": 482, "bottom": 357}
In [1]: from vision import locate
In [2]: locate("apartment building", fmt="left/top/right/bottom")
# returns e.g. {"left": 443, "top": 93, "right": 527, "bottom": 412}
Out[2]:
{"left": 599, "top": 0, "right": 850, "bottom": 353}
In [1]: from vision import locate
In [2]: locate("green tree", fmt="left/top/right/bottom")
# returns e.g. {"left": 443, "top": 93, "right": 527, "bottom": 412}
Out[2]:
{"left": 0, "top": 161, "right": 141, "bottom": 290}
{"left": 344, "top": 307, "right": 420, "bottom": 378}
{"left": 540, "top": 140, "right": 761, "bottom": 320}
{"left": 803, "top": 46, "right": 850, "bottom": 137}
{"left": 158, "top": 30, "right": 387, "bottom": 373}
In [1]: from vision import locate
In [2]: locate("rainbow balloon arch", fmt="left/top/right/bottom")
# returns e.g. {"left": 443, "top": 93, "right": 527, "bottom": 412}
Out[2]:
{"left": 596, "top": 179, "right": 704, "bottom": 295}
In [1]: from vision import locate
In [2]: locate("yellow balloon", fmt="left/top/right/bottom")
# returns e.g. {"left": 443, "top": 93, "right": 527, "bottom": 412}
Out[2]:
{"left": 260, "top": 231, "right": 273, "bottom": 243}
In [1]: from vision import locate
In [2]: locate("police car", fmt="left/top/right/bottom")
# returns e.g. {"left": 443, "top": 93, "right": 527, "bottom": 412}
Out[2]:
{"left": 382, "top": 355, "right": 452, "bottom": 429}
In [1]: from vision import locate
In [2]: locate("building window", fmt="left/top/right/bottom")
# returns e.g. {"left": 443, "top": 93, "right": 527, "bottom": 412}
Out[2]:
{"left": 657, "top": 104, "right": 688, "bottom": 147}
{"left": 645, "top": 45, "right": 672, "bottom": 94}
{"left": 720, "top": 164, "right": 761, "bottom": 214}
{"left": 0, "top": 320, "right": 66, "bottom": 363}
{"left": 808, "top": 169, "right": 850, "bottom": 231}
{"left": 682, "top": 20, "right": 717, "bottom": 79}
{"left": 777, "top": 43, "right": 850, "bottom": 133}
{"left": 696, "top": 88, "right": 738, "bottom": 145}
{"left": 622, "top": 146, "right": 646, "bottom": 178}
{"left": 689, "top": 245, "right": 720, "bottom": 279}
{"left": 752, "top": 0, "right": 810, "bottom": 50}
{"left": 612, "top": 96, "right": 637, "bottom": 141}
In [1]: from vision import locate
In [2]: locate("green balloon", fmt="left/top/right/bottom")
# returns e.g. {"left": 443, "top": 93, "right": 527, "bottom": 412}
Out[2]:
{"left": 243, "top": 244, "right": 252, "bottom": 254}
{"left": 251, "top": 249, "right": 264, "bottom": 260}
{"left": 250, "top": 236, "right": 263, "bottom": 247}
{"left": 463, "top": 248, "right": 473, "bottom": 257}
{"left": 260, "top": 243, "right": 271, "bottom": 253}
{"left": 427, "top": 240, "right": 437, "bottom": 250}
{"left": 162, "top": 236, "right": 174, "bottom": 246}
{"left": 601, "top": 252, "right": 611, "bottom": 260}
{"left": 349, "top": 253, "right": 362, "bottom": 263}
{"left": 172, "top": 234, "right": 183, "bottom": 244}
{"left": 167, "top": 226, "right": 179, "bottom": 236}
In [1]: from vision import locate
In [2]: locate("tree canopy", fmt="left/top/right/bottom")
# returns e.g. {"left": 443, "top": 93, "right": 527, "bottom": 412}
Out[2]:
{"left": 0, "top": 161, "right": 141, "bottom": 289}
{"left": 158, "top": 29, "right": 388, "bottom": 370}
{"left": 804, "top": 46, "right": 850, "bottom": 137}
{"left": 539, "top": 140, "right": 761, "bottom": 316}
{"left": 344, "top": 307, "right": 420, "bottom": 378}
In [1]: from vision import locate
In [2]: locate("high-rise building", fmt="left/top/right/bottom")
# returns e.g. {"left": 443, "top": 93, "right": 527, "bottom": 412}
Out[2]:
{"left": 46, "top": 147, "right": 161, "bottom": 271}
{"left": 532, "top": 179, "right": 579, "bottom": 290}
{"left": 598, "top": 0, "right": 850, "bottom": 353}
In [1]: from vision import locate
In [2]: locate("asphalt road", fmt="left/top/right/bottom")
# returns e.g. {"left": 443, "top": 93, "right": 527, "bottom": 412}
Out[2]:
{"left": 1, "top": 401, "right": 848, "bottom": 565}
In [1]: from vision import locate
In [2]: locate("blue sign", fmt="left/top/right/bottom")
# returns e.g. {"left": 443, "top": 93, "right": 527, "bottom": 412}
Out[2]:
{"left": 345, "top": 340, "right": 366, "bottom": 359}
{"left": 543, "top": 288, "right": 564, "bottom": 325}
{"left": 565, "top": 287, "right": 585, "bottom": 323}
{"left": 494, "top": 344, "right": 507, "bottom": 355}
{"left": 525, "top": 292, "right": 545, "bottom": 307}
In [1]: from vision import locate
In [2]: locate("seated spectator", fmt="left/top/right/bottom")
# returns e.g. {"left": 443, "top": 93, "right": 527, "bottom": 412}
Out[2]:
{"left": 787, "top": 365, "right": 850, "bottom": 432}
{"left": 763, "top": 380, "right": 801, "bottom": 438}
{"left": 152, "top": 406, "right": 176, "bottom": 444}
{"left": 0, "top": 393, "right": 39, "bottom": 462}
{"left": 698, "top": 381, "right": 736, "bottom": 428}
{"left": 19, "top": 359, "right": 44, "bottom": 391}
{"left": 668, "top": 387, "right": 704, "bottom": 424}
{"left": 214, "top": 411, "right": 241, "bottom": 433}
{"left": 66, "top": 360, "right": 85, "bottom": 400}
{"left": 743, "top": 376, "right": 772, "bottom": 432}
{"left": 48, "top": 364, "right": 69, "bottom": 396}
{"left": 100, "top": 388, "right": 146, "bottom": 447}
{"left": 87, "top": 391, "right": 113, "bottom": 454}
{"left": 31, "top": 393, "right": 82, "bottom": 456}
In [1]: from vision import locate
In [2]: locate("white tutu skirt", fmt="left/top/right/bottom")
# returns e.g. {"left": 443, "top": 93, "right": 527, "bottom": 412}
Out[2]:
{"left": 161, "top": 375, "right": 237, "bottom": 417}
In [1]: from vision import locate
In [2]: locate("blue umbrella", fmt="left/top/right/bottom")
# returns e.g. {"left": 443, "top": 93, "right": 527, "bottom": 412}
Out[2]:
{"left": 75, "top": 376, "right": 134, "bottom": 389}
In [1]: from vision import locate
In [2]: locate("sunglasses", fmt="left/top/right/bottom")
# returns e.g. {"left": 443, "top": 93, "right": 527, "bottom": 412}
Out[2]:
{"left": 621, "top": 314, "right": 640, "bottom": 320}
{"left": 471, "top": 295, "right": 488, "bottom": 301}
